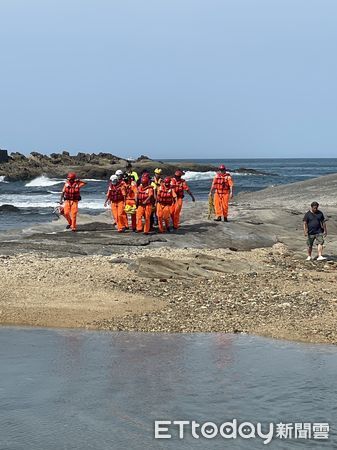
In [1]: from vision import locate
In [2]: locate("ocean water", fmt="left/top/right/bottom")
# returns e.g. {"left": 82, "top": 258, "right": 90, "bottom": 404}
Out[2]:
{"left": 0, "top": 328, "right": 336, "bottom": 450}
{"left": 1, "top": 159, "right": 337, "bottom": 230}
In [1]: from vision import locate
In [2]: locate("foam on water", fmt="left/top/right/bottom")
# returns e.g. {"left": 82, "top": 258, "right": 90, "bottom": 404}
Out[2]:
{"left": 183, "top": 170, "right": 216, "bottom": 181}
{"left": 184, "top": 170, "right": 250, "bottom": 181}
{"left": 0, "top": 175, "right": 9, "bottom": 183}
{"left": 25, "top": 176, "right": 64, "bottom": 187}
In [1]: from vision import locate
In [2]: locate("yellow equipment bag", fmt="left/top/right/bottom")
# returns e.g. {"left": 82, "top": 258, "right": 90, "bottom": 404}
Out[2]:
{"left": 124, "top": 204, "right": 137, "bottom": 215}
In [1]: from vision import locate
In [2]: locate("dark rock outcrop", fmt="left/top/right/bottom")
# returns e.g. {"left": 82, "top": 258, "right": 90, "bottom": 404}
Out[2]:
{"left": 0, "top": 150, "right": 9, "bottom": 163}
{"left": 0, "top": 204, "right": 20, "bottom": 213}
{"left": 0, "top": 150, "right": 270, "bottom": 181}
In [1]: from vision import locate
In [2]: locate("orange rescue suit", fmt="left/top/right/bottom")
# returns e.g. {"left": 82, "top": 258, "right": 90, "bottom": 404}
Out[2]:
{"left": 125, "top": 182, "right": 137, "bottom": 230}
{"left": 171, "top": 177, "right": 190, "bottom": 229}
{"left": 106, "top": 181, "right": 127, "bottom": 231}
{"left": 136, "top": 184, "right": 154, "bottom": 233}
{"left": 156, "top": 185, "right": 176, "bottom": 232}
{"left": 62, "top": 180, "right": 86, "bottom": 231}
{"left": 211, "top": 172, "right": 233, "bottom": 218}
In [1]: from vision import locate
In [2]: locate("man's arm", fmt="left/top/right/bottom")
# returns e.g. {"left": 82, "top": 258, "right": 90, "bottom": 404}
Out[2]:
{"left": 60, "top": 186, "right": 65, "bottom": 204}
{"left": 144, "top": 188, "right": 154, "bottom": 204}
{"left": 185, "top": 182, "right": 195, "bottom": 202}
{"left": 322, "top": 214, "right": 328, "bottom": 237}
{"left": 303, "top": 222, "right": 308, "bottom": 236}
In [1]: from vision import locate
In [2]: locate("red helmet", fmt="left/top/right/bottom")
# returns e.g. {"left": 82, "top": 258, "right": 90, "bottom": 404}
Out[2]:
{"left": 174, "top": 170, "right": 184, "bottom": 177}
{"left": 218, "top": 164, "right": 226, "bottom": 171}
{"left": 67, "top": 172, "right": 77, "bottom": 180}
{"left": 141, "top": 174, "right": 150, "bottom": 184}
{"left": 164, "top": 176, "right": 171, "bottom": 184}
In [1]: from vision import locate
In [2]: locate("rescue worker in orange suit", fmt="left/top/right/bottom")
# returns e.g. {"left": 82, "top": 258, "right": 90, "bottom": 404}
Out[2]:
{"left": 136, "top": 173, "right": 154, "bottom": 234}
{"left": 60, "top": 173, "right": 87, "bottom": 232}
{"left": 156, "top": 177, "right": 177, "bottom": 233}
{"left": 104, "top": 174, "right": 127, "bottom": 232}
{"left": 171, "top": 170, "right": 195, "bottom": 229}
{"left": 151, "top": 168, "right": 163, "bottom": 226}
{"left": 124, "top": 175, "right": 138, "bottom": 232}
{"left": 209, "top": 164, "right": 234, "bottom": 222}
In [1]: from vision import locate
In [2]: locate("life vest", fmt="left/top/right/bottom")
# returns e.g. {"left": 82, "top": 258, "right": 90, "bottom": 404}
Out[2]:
{"left": 125, "top": 183, "right": 137, "bottom": 201}
{"left": 157, "top": 185, "right": 175, "bottom": 205}
{"left": 173, "top": 178, "right": 186, "bottom": 198}
{"left": 137, "top": 184, "right": 152, "bottom": 204}
{"left": 107, "top": 183, "right": 124, "bottom": 202}
{"left": 213, "top": 173, "right": 231, "bottom": 193}
{"left": 63, "top": 181, "right": 81, "bottom": 201}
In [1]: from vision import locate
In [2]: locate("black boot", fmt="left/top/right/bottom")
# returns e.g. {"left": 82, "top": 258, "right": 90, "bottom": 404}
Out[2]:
{"left": 223, "top": 217, "right": 228, "bottom": 222}
{"left": 214, "top": 217, "right": 221, "bottom": 222}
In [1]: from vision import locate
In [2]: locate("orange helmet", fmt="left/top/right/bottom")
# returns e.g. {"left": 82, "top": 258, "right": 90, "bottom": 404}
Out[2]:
{"left": 67, "top": 172, "right": 77, "bottom": 180}
{"left": 164, "top": 176, "right": 171, "bottom": 185}
{"left": 218, "top": 164, "right": 226, "bottom": 171}
{"left": 174, "top": 170, "right": 184, "bottom": 177}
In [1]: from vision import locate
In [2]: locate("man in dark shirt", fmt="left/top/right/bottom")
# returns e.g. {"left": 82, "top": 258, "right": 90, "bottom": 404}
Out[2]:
{"left": 303, "top": 201, "right": 327, "bottom": 261}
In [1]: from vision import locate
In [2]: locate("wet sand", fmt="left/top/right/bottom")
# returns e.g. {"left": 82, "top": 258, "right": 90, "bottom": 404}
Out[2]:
{"left": 1, "top": 174, "right": 337, "bottom": 344}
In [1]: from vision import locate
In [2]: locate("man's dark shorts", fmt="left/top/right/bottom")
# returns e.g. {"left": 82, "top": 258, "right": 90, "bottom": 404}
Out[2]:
{"left": 307, "top": 234, "right": 324, "bottom": 247}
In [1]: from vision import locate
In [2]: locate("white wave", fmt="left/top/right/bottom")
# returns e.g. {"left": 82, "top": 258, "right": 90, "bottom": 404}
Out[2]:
{"left": 47, "top": 190, "right": 62, "bottom": 194}
{"left": 0, "top": 193, "right": 105, "bottom": 210}
{"left": 0, "top": 201, "right": 105, "bottom": 210}
{"left": 25, "top": 176, "right": 64, "bottom": 187}
{"left": 183, "top": 170, "right": 251, "bottom": 181}
{"left": 83, "top": 178, "right": 105, "bottom": 182}
{"left": 183, "top": 171, "right": 216, "bottom": 181}
{"left": 0, "top": 176, "right": 9, "bottom": 183}
{"left": 230, "top": 172, "right": 249, "bottom": 176}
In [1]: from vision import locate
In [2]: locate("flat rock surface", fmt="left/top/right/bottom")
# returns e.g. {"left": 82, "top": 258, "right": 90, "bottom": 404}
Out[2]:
{"left": 1, "top": 174, "right": 337, "bottom": 344}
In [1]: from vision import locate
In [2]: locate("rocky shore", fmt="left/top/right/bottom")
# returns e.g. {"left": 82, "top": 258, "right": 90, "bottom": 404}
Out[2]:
{"left": 1, "top": 174, "right": 337, "bottom": 344}
{"left": 0, "top": 151, "right": 213, "bottom": 181}
{"left": 1, "top": 244, "right": 337, "bottom": 344}
{"left": 0, "top": 150, "right": 271, "bottom": 181}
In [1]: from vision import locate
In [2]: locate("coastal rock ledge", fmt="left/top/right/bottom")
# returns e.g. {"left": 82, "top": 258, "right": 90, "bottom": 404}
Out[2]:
{"left": 0, "top": 150, "right": 218, "bottom": 181}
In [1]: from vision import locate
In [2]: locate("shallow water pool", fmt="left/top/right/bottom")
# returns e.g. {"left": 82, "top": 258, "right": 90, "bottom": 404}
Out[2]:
{"left": 0, "top": 328, "right": 336, "bottom": 449}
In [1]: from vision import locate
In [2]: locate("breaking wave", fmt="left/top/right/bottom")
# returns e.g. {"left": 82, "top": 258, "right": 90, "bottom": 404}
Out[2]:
{"left": 183, "top": 170, "right": 249, "bottom": 181}
{"left": 25, "top": 176, "right": 64, "bottom": 187}
{"left": 0, "top": 176, "right": 9, "bottom": 183}
{"left": 183, "top": 171, "right": 216, "bottom": 181}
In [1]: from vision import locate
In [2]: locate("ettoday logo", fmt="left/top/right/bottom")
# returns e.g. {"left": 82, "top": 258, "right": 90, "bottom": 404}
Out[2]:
{"left": 154, "top": 420, "right": 329, "bottom": 444}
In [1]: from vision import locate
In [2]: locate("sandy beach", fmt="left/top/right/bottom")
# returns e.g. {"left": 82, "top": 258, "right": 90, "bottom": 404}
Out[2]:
{"left": 1, "top": 173, "right": 337, "bottom": 344}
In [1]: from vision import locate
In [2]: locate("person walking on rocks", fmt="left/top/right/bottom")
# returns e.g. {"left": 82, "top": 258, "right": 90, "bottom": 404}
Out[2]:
{"left": 156, "top": 177, "right": 177, "bottom": 233}
{"left": 209, "top": 164, "right": 233, "bottom": 222}
{"left": 104, "top": 175, "right": 127, "bottom": 232}
{"left": 303, "top": 201, "right": 328, "bottom": 261}
{"left": 171, "top": 170, "right": 195, "bottom": 229}
{"left": 136, "top": 173, "right": 154, "bottom": 234}
{"left": 60, "top": 172, "right": 87, "bottom": 232}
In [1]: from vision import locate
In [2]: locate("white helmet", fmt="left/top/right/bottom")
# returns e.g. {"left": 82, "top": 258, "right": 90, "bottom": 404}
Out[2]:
{"left": 110, "top": 174, "right": 118, "bottom": 184}
{"left": 115, "top": 169, "right": 123, "bottom": 176}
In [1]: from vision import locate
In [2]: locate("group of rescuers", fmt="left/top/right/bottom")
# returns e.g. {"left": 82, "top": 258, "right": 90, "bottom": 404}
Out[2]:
{"left": 59, "top": 163, "right": 234, "bottom": 234}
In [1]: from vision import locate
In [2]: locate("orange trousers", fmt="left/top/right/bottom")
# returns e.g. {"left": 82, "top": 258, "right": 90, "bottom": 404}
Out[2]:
{"left": 111, "top": 201, "right": 127, "bottom": 231}
{"left": 125, "top": 200, "right": 136, "bottom": 230}
{"left": 157, "top": 203, "right": 172, "bottom": 232}
{"left": 63, "top": 200, "right": 79, "bottom": 230}
{"left": 214, "top": 192, "right": 230, "bottom": 218}
{"left": 171, "top": 197, "right": 183, "bottom": 229}
{"left": 136, "top": 204, "right": 152, "bottom": 233}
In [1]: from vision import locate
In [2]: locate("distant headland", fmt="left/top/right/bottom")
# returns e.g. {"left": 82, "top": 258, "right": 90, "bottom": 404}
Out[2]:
{"left": 0, "top": 149, "right": 272, "bottom": 181}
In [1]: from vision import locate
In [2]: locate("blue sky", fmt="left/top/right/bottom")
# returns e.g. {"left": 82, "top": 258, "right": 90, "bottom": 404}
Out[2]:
{"left": 0, "top": 0, "right": 336, "bottom": 158}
